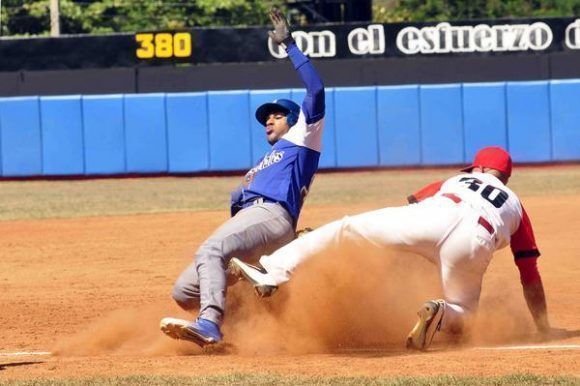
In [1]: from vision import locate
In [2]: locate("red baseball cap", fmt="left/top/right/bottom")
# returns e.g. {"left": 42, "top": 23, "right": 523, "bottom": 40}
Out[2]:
{"left": 461, "top": 146, "right": 512, "bottom": 176}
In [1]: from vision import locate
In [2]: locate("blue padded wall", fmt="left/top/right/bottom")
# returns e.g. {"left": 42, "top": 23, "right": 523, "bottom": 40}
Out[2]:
{"left": 334, "top": 87, "right": 378, "bottom": 167}
{"left": 377, "top": 85, "right": 421, "bottom": 166}
{"left": 40, "top": 96, "right": 84, "bottom": 175}
{"left": 249, "top": 90, "right": 291, "bottom": 165}
{"left": 124, "top": 94, "right": 168, "bottom": 173}
{"left": 166, "top": 92, "right": 209, "bottom": 172}
{"left": 207, "top": 90, "right": 252, "bottom": 171}
{"left": 82, "top": 95, "right": 126, "bottom": 174}
{"left": 0, "top": 97, "right": 42, "bottom": 176}
{"left": 2, "top": 79, "right": 580, "bottom": 178}
{"left": 462, "top": 83, "right": 508, "bottom": 161}
{"left": 549, "top": 80, "right": 580, "bottom": 161}
{"left": 506, "top": 81, "right": 552, "bottom": 162}
{"left": 420, "top": 84, "right": 464, "bottom": 165}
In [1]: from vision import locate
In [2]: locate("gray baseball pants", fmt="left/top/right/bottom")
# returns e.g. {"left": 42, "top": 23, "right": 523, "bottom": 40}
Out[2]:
{"left": 172, "top": 202, "right": 295, "bottom": 326}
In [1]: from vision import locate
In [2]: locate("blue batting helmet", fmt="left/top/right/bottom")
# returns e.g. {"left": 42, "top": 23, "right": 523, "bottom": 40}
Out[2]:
{"left": 255, "top": 99, "right": 300, "bottom": 127}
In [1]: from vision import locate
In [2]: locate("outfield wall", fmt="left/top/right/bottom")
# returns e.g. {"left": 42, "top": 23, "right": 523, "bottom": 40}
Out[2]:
{"left": 0, "top": 79, "right": 579, "bottom": 177}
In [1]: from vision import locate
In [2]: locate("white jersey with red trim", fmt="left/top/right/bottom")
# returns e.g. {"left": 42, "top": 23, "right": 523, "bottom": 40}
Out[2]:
{"left": 436, "top": 172, "right": 522, "bottom": 251}
{"left": 254, "top": 170, "right": 542, "bottom": 336}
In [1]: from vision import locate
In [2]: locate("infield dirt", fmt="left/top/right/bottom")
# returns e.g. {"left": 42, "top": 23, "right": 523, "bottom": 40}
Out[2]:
{"left": 0, "top": 171, "right": 579, "bottom": 380}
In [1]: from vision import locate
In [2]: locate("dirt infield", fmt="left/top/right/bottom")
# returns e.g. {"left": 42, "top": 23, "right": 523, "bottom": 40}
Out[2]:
{"left": 0, "top": 174, "right": 579, "bottom": 380}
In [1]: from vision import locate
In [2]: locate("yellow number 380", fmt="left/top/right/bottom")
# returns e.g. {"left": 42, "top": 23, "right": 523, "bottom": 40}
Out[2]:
{"left": 135, "top": 32, "right": 192, "bottom": 59}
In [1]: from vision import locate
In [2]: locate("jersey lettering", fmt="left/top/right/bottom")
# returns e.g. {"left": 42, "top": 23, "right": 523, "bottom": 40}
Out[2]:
{"left": 461, "top": 177, "right": 483, "bottom": 192}
{"left": 459, "top": 177, "right": 509, "bottom": 208}
{"left": 481, "top": 184, "right": 509, "bottom": 208}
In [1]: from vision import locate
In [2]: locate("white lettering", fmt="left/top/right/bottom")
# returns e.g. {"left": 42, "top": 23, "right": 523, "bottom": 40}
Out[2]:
{"left": 528, "top": 22, "right": 552, "bottom": 50}
{"left": 268, "top": 38, "right": 286, "bottom": 59}
{"left": 348, "top": 24, "right": 385, "bottom": 55}
{"left": 396, "top": 22, "right": 553, "bottom": 55}
{"left": 565, "top": 19, "right": 580, "bottom": 49}
{"left": 473, "top": 24, "right": 493, "bottom": 51}
{"left": 397, "top": 26, "right": 421, "bottom": 54}
{"left": 268, "top": 30, "right": 336, "bottom": 59}
{"left": 245, "top": 150, "right": 285, "bottom": 181}
{"left": 420, "top": 26, "right": 438, "bottom": 53}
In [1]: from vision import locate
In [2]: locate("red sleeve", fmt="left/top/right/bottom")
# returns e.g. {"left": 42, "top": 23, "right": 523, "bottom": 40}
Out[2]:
{"left": 407, "top": 181, "right": 444, "bottom": 204}
{"left": 515, "top": 257, "right": 542, "bottom": 286}
{"left": 510, "top": 206, "right": 541, "bottom": 259}
{"left": 511, "top": 205, "right": 542, "bottom": 285}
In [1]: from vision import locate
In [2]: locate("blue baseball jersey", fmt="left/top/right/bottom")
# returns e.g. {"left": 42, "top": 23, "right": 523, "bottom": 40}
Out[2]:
{"left": 231, "top": 43, "right": 325, "bottom": 223}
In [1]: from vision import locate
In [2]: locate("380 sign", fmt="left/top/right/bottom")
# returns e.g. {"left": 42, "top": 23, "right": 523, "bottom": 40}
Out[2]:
{"left": 135, "top": 32, "right": 192, "bottom": 59}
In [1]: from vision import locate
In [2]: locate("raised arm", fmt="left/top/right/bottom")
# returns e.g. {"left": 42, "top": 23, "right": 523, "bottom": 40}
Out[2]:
{"left": 269, "top": 9, "right": 325, "bottom": 123}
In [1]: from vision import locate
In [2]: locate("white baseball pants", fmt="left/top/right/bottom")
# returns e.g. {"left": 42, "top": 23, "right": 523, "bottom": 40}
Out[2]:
{"left": 260, "top": 196, "right": 496, "bottom": 333}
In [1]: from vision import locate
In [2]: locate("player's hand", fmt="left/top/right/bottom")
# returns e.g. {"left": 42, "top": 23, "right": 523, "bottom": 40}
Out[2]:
{"left": 268, "top": 8, "right": 294, "bottom": 46}
{"left": 532, "top": 326, "right": 575, "bottom": 343}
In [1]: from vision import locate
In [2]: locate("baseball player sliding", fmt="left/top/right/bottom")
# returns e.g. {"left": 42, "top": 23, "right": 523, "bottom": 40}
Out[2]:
{"left": 230, "top": 147, "right": 552, "bottom": 350}
{"left": 160, "top": 9, "right": 325, "bottom": 347}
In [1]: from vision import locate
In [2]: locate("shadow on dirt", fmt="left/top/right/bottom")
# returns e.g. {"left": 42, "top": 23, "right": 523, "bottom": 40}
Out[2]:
{"left": 0, "top": 361, "right": 45, "bottom": 371}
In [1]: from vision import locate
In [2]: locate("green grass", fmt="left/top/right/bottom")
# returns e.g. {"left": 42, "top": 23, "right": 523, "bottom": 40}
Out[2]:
{"left": 1, "top": 374, "right": 578, "bottom": 385}
{"left": 0, "top": 166, "right": 579, "bottom": 221}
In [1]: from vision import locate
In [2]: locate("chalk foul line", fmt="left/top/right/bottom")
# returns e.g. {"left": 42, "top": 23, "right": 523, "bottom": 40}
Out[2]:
{"left": 1, "top": 345, "right": 578, "bottom": 357}
{"left": 0, "top": 351, "right": 52, "bottom": 357}
{"left": 474, "top": 344, "right": 580, "bottom": 350}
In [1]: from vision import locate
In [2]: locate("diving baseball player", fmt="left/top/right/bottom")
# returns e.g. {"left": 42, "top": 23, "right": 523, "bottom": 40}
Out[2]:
{"left": 160, "top": 9, "right": 325, "bottom": 347}
{"left": 230, "top": 146, "right": 551, "bottom": 350}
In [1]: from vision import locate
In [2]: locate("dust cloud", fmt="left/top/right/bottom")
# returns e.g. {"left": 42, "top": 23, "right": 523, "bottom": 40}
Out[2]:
{"left": 54, "top": 241, "right": 534, "bottom": 356}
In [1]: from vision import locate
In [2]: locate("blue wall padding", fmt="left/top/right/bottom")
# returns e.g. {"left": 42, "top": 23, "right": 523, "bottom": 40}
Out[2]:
{"left": 334, "top": 87, "right": 378, "bottom": 167}
{"left": 506, "top": 81, "right": 552, "bottom": 162}
{"left": 462, "top": 83, "right": 508, "bottom": 161}
{"left": 82, "top": 95, "right": 126, "bottom": 174}
{"left": 420, "top": 84, "right": 465, "bottom": 165}
{"left": 124, "top": 94, "right": 168, "bottom": 173}
{"left": 207, "top": 90, "right": 252, "bottom": 171}
{"left": 377, "top": 85, "right": 421, "bottom": 166}
{"left": 2, "top": 79, "right": 580, "bottom": 178}
{"left": 290, "top": 88, "right": 337, "bottom": 168}
{"left": 166, "top": 92, "right": 209, "bottom": 172}
{"left": 40, "top": 96, "right": 85, "bottom": 175}
{"left": 0, "top": 97, "right": 42, "bottom": 176}
{"left": 249, "top": 90, "right": 291, "bottom": 165}
{"left": 549, "top": 80, "right": 580, "bottom": 161}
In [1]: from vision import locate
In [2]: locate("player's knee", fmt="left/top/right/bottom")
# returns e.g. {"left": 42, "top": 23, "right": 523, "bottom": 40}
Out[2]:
{"left": 171, "top": 281, "right": 200, "bottom": 311}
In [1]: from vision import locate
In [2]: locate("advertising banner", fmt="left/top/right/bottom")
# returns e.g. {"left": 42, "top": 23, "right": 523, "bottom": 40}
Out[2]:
{"left": 0, "top": 17, "right": 579, "bottom": 71}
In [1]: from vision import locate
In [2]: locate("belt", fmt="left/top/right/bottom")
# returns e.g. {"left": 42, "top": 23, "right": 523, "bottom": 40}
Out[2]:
{"left": 240, "top": 196, "right": 272, "bottom": 210}
{"left": 441, "top": 193, "right": 495, "bottom": 235}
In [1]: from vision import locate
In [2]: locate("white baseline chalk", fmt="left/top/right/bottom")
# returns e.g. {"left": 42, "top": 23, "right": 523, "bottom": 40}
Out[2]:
{"left": 474, "top": 344, "right": 580, "bottom": 351}
{"left": 0, "top": 351, "right": 52, "bottom": 357}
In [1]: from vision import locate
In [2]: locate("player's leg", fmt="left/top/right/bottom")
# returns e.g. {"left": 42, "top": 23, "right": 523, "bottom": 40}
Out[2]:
{"left": 230, "top": 198, "right": 460, "bottom": 291}
{"left": 231, "top": 213, "right": 383, "bottom": 293}
{"left": 172, "top": 238, "right": 255, "bottom": 310}
{"left": 438, "top": 210, "right": 494, "bottom": 334}
{"left": 172, "top": 260, "right": 201, "bottom": 310}
{"left": 162, "top": 202, "right": 294, "bottom": 346}
{"left": 407, "top": 209, "right": 494, "bottom": 350}
{"left": 195, "top": 203, "right": 294, "bottom": 323}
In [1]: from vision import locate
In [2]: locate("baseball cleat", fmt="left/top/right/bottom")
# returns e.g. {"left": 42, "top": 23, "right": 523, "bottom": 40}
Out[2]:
{"left": 160, "top": 317, "right": 223, "bottom": 347}
{"left": 406, "top": 299, "right": 446, "bottom": 351}
{"left": 228, "top": 257, "right": 278, "bottom": 298}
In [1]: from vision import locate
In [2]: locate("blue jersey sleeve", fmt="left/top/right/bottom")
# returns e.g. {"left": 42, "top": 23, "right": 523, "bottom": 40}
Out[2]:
{"left": 286, "top": 43, "right": 325, "bottom": 124}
